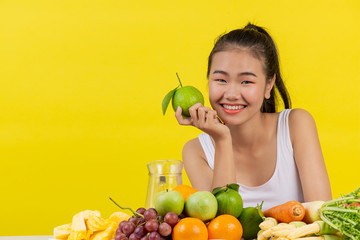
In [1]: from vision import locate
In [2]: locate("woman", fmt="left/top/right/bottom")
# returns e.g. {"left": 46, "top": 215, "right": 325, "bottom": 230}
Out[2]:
{"left": 175, "top": 23, "right": 332, "bottom": 210}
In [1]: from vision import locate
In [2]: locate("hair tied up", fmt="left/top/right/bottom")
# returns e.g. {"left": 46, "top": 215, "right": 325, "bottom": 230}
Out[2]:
{"left": 244, "top": 24, "right": 259, "bottom": 31}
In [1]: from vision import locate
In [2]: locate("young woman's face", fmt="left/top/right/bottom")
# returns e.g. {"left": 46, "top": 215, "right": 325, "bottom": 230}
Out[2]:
{"left": 208, "top": 49, "right": 274, "bottom": 125}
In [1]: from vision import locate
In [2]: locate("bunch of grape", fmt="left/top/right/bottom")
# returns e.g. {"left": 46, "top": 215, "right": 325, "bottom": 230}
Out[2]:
{"left": 115, "top": 207, "right": 180, "bottom": 240}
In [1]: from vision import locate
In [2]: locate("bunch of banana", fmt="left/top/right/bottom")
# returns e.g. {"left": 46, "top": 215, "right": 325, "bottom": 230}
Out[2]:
{"left": 53, "top": 210, "right": 130, "bottom": 240}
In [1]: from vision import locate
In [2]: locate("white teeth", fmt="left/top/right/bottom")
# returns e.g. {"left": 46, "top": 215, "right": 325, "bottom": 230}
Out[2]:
{"left": 223, "top": 104, "right": 245, "bottom": 110}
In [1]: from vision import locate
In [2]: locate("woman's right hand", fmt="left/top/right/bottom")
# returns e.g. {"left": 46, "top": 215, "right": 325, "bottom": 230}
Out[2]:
{"left": 175, "top": 103, "right": 230, "bottom": 141}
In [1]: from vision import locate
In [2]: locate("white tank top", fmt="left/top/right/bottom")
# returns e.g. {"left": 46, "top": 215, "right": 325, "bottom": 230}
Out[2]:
{"left": 198, "top": 109, "right": 304, "bottom": 210}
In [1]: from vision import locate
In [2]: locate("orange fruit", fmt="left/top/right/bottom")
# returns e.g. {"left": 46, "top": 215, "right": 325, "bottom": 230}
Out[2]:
{"left": 172, "top": 184, "right": 197, "bottom": 202}
{"left": 172, "top": 217, "right": 208, "bottom": 240}
{"left": 207, "top": 214, "right": 243, "bottom": 240}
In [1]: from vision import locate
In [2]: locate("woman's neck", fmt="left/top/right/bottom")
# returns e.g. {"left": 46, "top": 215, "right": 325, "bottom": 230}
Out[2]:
{"left": 227, "top": 112, "right": 272, "bottom": 151}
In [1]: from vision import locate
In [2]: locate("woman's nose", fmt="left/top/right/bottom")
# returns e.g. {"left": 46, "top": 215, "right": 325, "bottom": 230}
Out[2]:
{"left": 224, "top": 84, "right": 241, "bottom": 99}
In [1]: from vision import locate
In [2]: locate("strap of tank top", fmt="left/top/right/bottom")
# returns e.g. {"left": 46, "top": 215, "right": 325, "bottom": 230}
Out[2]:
{"left": 198, "top": 133, "right": 215, "bottom": 170}
{"left": 277, "top": 109, "right": 294, "bottom": 157}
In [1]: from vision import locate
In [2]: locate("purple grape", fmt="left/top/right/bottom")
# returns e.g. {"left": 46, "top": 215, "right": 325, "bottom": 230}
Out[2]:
{"left": 122, "top": 221, "right": 136, "bottom": 236}
{"left": 116, "top": 227, "right": 123, "bottom": 235}
{"left": 140, "top": 235, "right": 149, "bottom": 240}
{"left": 144, "top": 208, "right": 158, "bottom": 221}
{"left": 134, "top": 225, "right": 147, "bottom": 239}
{"left": 148, "top": 232, "right": 161, "bottom": 240}
{"left": 115, "top": 233, "right": 128, "bottom": 240}
{"left": 119, "top": 221, "right": 127, "bottom": 230}
{"left": 129, "top": 233, "right": 140, "bottom": 240}
{"left": 164, "top": 212, "right": 178, "bottom": 227}
{"left": 158, "top": 222, "right": 172, "bottom": 237}
{"left": 136, "top": 207, "right": 146, "bottom": 215}
{"left": 144, "top": 219, "right": 159, "bottom": 232}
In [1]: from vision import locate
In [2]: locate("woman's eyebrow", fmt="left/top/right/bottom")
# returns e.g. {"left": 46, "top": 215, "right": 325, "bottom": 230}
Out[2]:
{"left": 213, "top": 70, "right": 229, "bottom": 75}
{"left": 239, "top": 72, "right": 257, "bottom": 77}
{"left": 213, "top": 70, "right": 257, "bottom": 77}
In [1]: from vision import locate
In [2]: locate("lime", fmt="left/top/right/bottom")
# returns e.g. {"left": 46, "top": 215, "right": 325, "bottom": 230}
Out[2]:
{"left": 238, "top": 206, "right": 263, "bottom": 239}
{"left": 162, "top": 73, "right": 204, "bottom": 118}
{"left": 212, "top": 184, "right": 243, "bottom": 218}
{"left": 172, "top": 86, "right": 204, "bottom": 117}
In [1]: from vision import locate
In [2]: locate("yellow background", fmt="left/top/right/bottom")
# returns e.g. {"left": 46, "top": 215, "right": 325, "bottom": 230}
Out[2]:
{"left": 0, "top": 0, "right": 359, "bottom": 236}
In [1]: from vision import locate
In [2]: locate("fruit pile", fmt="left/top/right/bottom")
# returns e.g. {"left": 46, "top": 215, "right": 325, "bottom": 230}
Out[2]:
{"left": 53, "top": 183, "right": 267, "bottom": 240}
{"left": 111, "top": 183, "right": 253, "bottom": 240}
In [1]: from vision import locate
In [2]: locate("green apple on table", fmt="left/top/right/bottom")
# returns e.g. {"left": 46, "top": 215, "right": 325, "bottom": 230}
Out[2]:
{"left": 185, "top": 191, "right": 218, "bottom": 221}
{"left": 154, "top": 190, "right": 184, "bottom": 216}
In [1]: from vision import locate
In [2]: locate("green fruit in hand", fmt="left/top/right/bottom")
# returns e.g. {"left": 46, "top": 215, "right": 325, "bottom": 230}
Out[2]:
{"left": 238, "top": 205, "right": 264, "bottom": 239}
{"left": 185, "top": 191, "right": 218, "bottom": 221}
{"left": 212, "top": 183, "right": 243, "bottom": 218}
{"left": 162, "top": 73, "right": 204, "bottom": 118}
{"left": 172, "top": 86, "right": 204, "bottom": 117}
{"left": 154, "top": 190, "right": 184, "bottom": 216}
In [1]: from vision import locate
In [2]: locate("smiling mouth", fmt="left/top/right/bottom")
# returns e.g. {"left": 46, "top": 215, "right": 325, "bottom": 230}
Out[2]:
{"left": 221, "top": 104, "right": 246, "bottom": 110}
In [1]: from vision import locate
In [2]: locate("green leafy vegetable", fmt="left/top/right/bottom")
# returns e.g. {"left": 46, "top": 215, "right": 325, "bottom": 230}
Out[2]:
{"left": 320, "top": 187, "right": 360, "bottom": 240}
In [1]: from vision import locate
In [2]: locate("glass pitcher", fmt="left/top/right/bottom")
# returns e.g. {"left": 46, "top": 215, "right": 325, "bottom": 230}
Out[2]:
{"left": 145, "top": 159, "right": 183, "bottom": 209}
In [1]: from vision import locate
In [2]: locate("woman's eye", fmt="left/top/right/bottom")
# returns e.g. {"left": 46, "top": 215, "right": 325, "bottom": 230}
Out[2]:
{"left": 241, "top": 80, "right": 252, "bottom": 84}
{"left": 216, "top": 79, "right": 227, "bottom": 83}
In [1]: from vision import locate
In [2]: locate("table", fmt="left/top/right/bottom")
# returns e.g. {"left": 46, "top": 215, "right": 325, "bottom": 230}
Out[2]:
{"left": 0, "top": 236, "right": 52, "bottom": 240}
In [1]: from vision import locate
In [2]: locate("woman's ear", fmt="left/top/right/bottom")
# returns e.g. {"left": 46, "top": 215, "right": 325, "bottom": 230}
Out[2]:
{"left": 265, "top": 74, "right": 276, "bottom": 99}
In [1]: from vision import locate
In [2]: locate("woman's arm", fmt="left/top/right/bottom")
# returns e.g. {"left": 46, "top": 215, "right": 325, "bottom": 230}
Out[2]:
{"left": 211, "top": 135, "right": 237, "bottom": 189}
{"left": 289, "top": 108, "right": 332, "bottom": 201}
{"left": 182, "top": 136, "right": 236, "bottom": 191}
{"left": 177, "top": 103, "right": 237, "bottom": 191}
{"left": 182, "top": 139, "right": 214, "bottom": 191}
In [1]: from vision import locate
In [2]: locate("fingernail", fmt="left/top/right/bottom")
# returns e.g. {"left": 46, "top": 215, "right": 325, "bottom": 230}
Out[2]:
{"left": 177, "top": 106, "right": 181, "bottom": 110}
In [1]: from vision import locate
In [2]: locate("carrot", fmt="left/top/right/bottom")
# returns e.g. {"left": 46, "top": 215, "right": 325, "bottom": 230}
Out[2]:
{"left": 262, "top": 201, "right": 305, "bottom": 223}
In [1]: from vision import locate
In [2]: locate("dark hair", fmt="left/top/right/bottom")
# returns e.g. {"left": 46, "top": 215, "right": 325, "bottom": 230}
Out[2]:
{"left": 207, "top": 23, "right": 291, "bottom": 112}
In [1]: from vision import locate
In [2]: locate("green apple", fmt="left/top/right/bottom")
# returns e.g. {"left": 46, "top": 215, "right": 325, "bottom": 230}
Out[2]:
{"left": 154, "top": 190, "right": 184, "bottom": 216}
{"left": 185, "top": 191, "right": 218, "bottom": 221}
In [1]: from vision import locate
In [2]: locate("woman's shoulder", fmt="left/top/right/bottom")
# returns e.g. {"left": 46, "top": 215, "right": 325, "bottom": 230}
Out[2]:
{"left": 288, "top": 108, "right": 318, "bottom": 143}
{"left": 183, "top": 137, "right": 203, "bottom": 155}
{"left": 288, "top": 108, "right": 316, "bottom": 125}
{"left": 182, "top": 137, "right": 207, "bottom": 163}
{"left": 183, "top": 137, "right": 200, "bottom": 150}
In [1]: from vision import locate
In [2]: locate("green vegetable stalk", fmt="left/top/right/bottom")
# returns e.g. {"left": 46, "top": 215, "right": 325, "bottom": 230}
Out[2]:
{"left": 320, "top": 187, "right": 360, "bottom": 240}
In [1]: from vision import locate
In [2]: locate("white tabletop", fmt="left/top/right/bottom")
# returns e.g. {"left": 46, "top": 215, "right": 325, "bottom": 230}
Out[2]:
{"left": 0, "top": 236, "right": 52, "bottom": 240}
